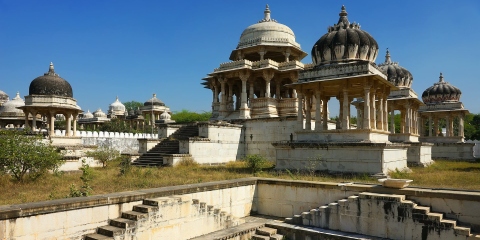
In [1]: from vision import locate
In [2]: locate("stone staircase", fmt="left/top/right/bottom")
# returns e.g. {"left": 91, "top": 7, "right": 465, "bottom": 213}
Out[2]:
{"left": 250, "top": 226, "right": 284, "bottom": 240}
{"left": 284, "top": 192, "right": 479, "bottom": 240}
{"left": 132, "top": 124, "right": 199, "bottom": 167}
{"left": 84, "top": 195, "right": 238, "bottom": 240}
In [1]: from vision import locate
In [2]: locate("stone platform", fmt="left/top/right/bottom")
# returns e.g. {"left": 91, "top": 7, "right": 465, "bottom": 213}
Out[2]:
{"left": 272, "top": 141, "right": 410, "bottom": 175}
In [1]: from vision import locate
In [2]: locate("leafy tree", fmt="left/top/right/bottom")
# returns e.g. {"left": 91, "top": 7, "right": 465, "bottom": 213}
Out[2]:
{"left": 85, "top": 146, "right": 120, "bottom": 167}
{"left": 465, "top": 113, "right": 480, "bottom": 140}
{"left": 0, "top": 130, "right": 63, "bottom": 181}
{"left": 123, "top": 101, "right": 143, "bottom": 112}
{"left": 171, "top": 109, "right": 211, "bottom": 123}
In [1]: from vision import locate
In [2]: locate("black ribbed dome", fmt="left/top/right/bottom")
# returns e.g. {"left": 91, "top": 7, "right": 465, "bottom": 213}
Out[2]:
{"left": 311, "top": 6, "right": 379, "bottom": 66}
{"left": 144, "top": 94, "right": 165, "bottom": 106}
{"left": 378, "top": 49, "right": 413, "bottom": 88}
{"left": 29, "top": 63, "right": 73, "bottom": 97}
{"left": 422, "top": 73, "right": 461, "bottom": 104}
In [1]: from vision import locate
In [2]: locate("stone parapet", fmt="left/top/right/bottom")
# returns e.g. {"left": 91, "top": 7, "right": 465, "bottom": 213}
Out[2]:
{"left": 24, "top": 95, "right": 80, "bottom": 110}
{"left": 298, "top": 61, "right": 387, "bottom": 82}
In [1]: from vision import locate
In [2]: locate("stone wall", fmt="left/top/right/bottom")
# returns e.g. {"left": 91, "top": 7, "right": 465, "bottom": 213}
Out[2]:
{"left": 82, "top": 136, "right": 139, "bottom": 154}
{"left": 431, "top": 143, "right": 475, "bottom": 160}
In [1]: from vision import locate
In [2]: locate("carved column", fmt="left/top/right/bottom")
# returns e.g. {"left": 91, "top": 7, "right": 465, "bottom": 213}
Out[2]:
{"left": 428, "top": 114, "right": 433, "bottom": 137}
{"left": 275, "top": 79, "right": 281, "bottom": 99}
{"left": 434, "top": 117, "right": 439, "bottom": 136}
{"left": 31, "top": 110, "right": 37, "bottom": 131}
{"left": 315, "top": 90, "right": 322, "bottom": 130}
{"left": 297, "top": 91, "right": 304, "bottom": 130}
{"left": 390, "top": 108, "right": 395, "bottom": 133}
{"left": 363, "top": 86, "right": 371, "bottom": 129}
{"left": 370, "top": 88, "right": 376, "bottom": 129}
{"left": 263, "top": 71, "right": 274, "bottom": 98}
{"left": 383, "top": 92, "right": 389, "bottom": 131}
{"left": 218, "top": 77, "right": 227, "bottom": 119}
{"left": 23, "top": 109, "right": 30, "bottom": 129}
{"left": 305, "top": 92, "right": 312, "bottom": 130}
{"left": 73, "top": 114, "right": 77, "bottom": 136}
{"left": 239, "top": 71, "right": 251, "bottom": 119}
{"left": 445, "top": 115, "right": 450, "bottom": 137}
{"left": 342, "top": 88, "right": 349, "bottom": 130}
{"left": 322, "top": 97, "right": 329, "bottom": 130}
{"left": 459, "top": 113, "right": 465, "bottom": 138}
{"left": 49, "top": 111, "right": 55, "bottom": 136}
{"left": 378, "top": 95, "right": 384, "bottom": 131}
{"left": 405, "top": 104, "right": 411, "bottom": 134}
{"left": 249, "top": 81, "right": 254, "bottom": 107}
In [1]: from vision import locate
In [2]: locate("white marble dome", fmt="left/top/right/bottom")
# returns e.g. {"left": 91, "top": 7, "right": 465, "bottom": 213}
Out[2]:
{"left": 160, "top": 111, "right": 171, "bottom": 120}
{"left": 0, "top": 92, "right": 24, "bottom": 115}
{"left": 237, "top": 5, "right": 298, "bottom": 50}
{"left": 83, "top": 110, "right": 94, "bottom": 119}
{"left": 0, "top": 90, "right": 8, "bottom": 105}
{"left": 93, "top": 108, "right": 107, "bottom": 118}
{"left": 109, "top": 96, "right": 126, "bottom": 112}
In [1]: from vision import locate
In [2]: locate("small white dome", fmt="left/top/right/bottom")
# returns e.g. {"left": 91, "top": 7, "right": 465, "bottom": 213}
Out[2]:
{"left": 0, "top": 92, "right": 24, "bottom": 115}
{"left": 93, "top": 108, "right": 107, "bottom": 118}
{"left": 109, "top": 96, "right": 126, "bottom": 112}
{"left": 160, "top": 111, "right": 171, "bottom": 120}
{"left": 237, "top": 5, "right": 298, "bottom": 50}
{"left": 83, "top": 110, "right": 94, "bottom": 119}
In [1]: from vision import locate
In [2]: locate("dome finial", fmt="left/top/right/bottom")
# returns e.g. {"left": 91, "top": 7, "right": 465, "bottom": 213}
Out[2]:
{"left": 14, "top": 91, "right": 20, "bottom": 99}
{"left": 439, "top": 72, "right": 444, "bottom": 83}
{"left": 264, "top": 4, "right": 271, "bottom": 21}
{"left": 385, "top": 48, "right": 392, "bottom": 64}
{"left": 338, "top": 5, "right": 349, "bottom": 25}
{"left": 153, "top": 93, "right": 156, "bottom": 98}
{"left": 49, "top": 62, "right": 54, "bottom": 73}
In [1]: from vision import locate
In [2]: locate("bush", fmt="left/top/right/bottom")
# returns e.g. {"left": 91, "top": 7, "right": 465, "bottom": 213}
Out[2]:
{"left": 119, "top": 155, "right": 132, "bottom": 176}
{"left": 171, "top": 109, "right": 211, "bottom": 123}
{"left": 0, "top": 130, "right": 63, "bottom": 181}
{"left": 244, "top": 154, "right": 268, "bottom": 174}
{"left": 176, "top": 157, "right": 199, "bottom": 167}
{"left": 86, "top": 146, "right": 120, "bottom": 167}
{"left": 68, "top": 159, "right": 93, "bottom": 197}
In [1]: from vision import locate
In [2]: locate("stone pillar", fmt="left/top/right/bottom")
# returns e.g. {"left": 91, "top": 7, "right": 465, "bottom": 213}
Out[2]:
{"left": 239, "top": 71, "right": 251, "bottom": 119}
{"left": 73, "top": 114, "right": 77, "bottom": 136}
{"left": 305, "top": 93, "right": 312, "bottom": 130}
{"left": 322, "top": 97, "right": 329, "bottom": 130}
{"left": 49, "top": 111, "right": 55, "bottom": 136}
{"left": 445, "top": 115, "right": 450, "bottom": 137}
{"left": 263, "top": 71, "right": 274, "bottom": 98}
{"left": 249, "top": 82, "right": 254, "bottom": 107}
{"left": 66, "top": 113, "right": 72, "bottom": 136}
{"left": 383, "top": 94, "right": 388, "bottom": 131}
{"left": 297, "top": 92, "right": 304, "bottom": 130}
{"left": 31, "top": 110, "right": 37, "bottom": 131}
{"left": 378, "top": 95, "right": 384, "bottom": 130}
{"left": 342, "top": 88, "right": 349, "bottom": 130}
{"left": 434, "top": 117, "right": 439, "bottom": 136}
{"left": 363, "top": 86, "right": 371, "bottom": 129}
{"left": 213, "top": 84, "right": 218, "bottom": 103}
{"left": 428, "top": 114, "right": 433, "bottom": 136}
{"left": 23, "top": 110, "right": 30, "bottom": 129}
{"left": 390, "top": 108, "right": 395, "bottom": 133}
{"left": 405, "top": 104, "right": 411, "bottom": 134}
{"left": 219, "top": 77, "right": 227, "bottom": 118}
{"left": 371, "top": 89, "right": 377, "bottom": 129}
{"left": 315, "top": 90, "right": 322, "bottom": 130}
{"left": 292, "top": 89, "right": 297, "bottom": 98}
{"left": 459, "top": 114, "right": 465, "bottom": 138}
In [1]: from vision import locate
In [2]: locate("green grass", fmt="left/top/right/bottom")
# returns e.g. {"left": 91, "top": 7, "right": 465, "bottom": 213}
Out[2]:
{"left": 0, "top": 160, "right": 479, "bottom": 205}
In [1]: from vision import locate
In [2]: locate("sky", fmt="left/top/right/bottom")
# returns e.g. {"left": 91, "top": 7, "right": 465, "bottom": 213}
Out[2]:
{"left": 1, "top": 0, "right": 479, "bottom": 117}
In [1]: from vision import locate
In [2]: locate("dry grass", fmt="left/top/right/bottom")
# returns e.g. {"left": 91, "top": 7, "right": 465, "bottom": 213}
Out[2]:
{"left": 0, "top": 159, "right": 479, "bottom": 205}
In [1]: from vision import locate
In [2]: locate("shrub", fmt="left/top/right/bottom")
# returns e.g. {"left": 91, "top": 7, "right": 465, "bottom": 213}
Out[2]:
{"left": 85, "top": 146, "right": 120, "bottom": 167}
{"left": 0, "top": 130, "right": 63, "bottom": 181}
{"left": 176, "top": 157, "right": 199, "bottom": 167}
{"left": 68, "top": 159, "right": 93, "bottom": 197}
{"left": 119, "top": 155, "right": 132, "bottom": 176}
{"left": 244, "top": 154, "right": 268, "bottom": 174}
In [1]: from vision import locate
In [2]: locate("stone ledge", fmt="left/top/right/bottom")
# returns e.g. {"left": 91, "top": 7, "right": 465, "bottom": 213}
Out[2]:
{"left": 0, "top": 178, "right": 257, "bottom": 220}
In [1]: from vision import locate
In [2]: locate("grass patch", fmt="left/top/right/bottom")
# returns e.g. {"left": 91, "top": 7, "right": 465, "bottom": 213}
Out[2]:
{"left": 1, "top": 159, "right": 480, "bottom": 205}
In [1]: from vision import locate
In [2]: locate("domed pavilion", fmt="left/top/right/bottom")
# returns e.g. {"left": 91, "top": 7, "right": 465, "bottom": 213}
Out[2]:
{"left": 418, "top": 73, "right": 469, "bottom": 142}
{"left": 108, "top": 96, "right": 127, "bottom": 119}
{"left": 202, "top": 5, "right": 308, "bottom": 119}
{"left": 0, "top": 90, "right": 8, "bottom": 106}
{"left": 377, "top": 49, "right": 424, "bottom": 142}
{"left": 140, "top": 93, "right": 170, "bottom": 127}
{"left": 18, "top": 62, "right": 82, "bottom": 137}
{"left": 0, "top": 92, "right": 43, "bottom": 128}
{"left": 78, "top": 108, "right": 110, "bottom": 130}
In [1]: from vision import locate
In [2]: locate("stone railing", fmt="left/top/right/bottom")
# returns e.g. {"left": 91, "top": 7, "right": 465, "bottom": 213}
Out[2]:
{"left": 278, "top": 98, "right": 297, "bottom": 109}
{"left": 250, "top": 97, "right": 278, "bottom": 109}
{"left": 25, "top": 95, "right": 79, "bottom": 109}
{"left": 252, "top": 59, "right": 279, "bottom": 70}
{"left": 299, "top": 61, "right": 387, "bottom": 81}
{"left": 54, "top": 130, "right": 157, "bottom": 139}
{"left": 419, "top": 102, "right": 464, "bottom": 111}
{"left": 389, "top": 88, "right": 418, "bottom": 99}
{"left": 215, "top": 59, "right": 252, "bottom": 72}
{"left": 278, "top": 60, "right": 304, "bottom": 71}
{"left": 237, "top": 36, "right": 300, "bottom": 49}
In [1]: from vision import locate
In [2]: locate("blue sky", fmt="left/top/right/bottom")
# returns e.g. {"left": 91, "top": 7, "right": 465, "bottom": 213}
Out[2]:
{"left": 1, "top": 0, "right": 479, "bottom": 116}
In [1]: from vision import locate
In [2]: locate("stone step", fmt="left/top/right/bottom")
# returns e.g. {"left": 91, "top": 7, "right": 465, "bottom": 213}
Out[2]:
{"left": 251, "top": 235, "right": 270, "bottom": 240}
{"left": 359, "top": 192, "right": 405, "bottom": 202}
{"left": 468, "top": 233, "right": 480, "bottom": 239}
{"left": 97, "top": 225, "right": 125, "bottom": 237}
{"left": 413, "top": 206, "right": 430, "bottom": 214}
{"left": 440, "top": 219, "right": 457, "bottom": 228}
{"left": 132, "top": 204, "right": 159, "bottom": 213}
{"left": 109, "top": 218, "right": 136, "bottom": 229}
{"left": 426, "top": 212, "right": 443, "bottom": 222}
{"left": 454, "top": 226, "right": 471, "bottom": 236}
{"left": 256, "top": 227, "right": 277, "bottom": 236}
{"left": 121, "top": 211, "right": 148, "bottom": 221}
{"left": 84, "top": 233, "right": 114, "bottom": 240}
